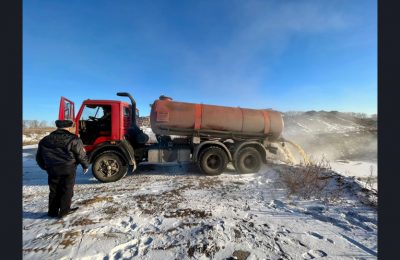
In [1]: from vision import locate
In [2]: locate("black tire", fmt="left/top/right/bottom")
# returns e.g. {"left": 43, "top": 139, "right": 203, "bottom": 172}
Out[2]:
{"left": 92, "top": 151, "right": 128, "bottom": 182}
{"left": 235, "top": 147, "right": 262, "bottom": 173}
{"left": 198, "top": 146, "right": 228, "bottom": 175}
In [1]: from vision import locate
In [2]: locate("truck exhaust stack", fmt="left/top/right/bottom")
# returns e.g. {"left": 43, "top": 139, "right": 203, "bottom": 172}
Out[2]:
{"left": 117, "top": 92, "right": 137, "bottom": 129}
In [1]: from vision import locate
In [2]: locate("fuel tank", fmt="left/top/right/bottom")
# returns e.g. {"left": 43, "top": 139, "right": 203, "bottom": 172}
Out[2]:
{"left": 150, "top": 96, "right": 284, "bottom": 141}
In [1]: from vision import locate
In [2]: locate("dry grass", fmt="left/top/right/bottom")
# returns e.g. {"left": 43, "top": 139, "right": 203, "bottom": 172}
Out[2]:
{"left": 135, "top": 185, "right": 195, "bottom": 216}
{"left": 72, "top": 218, "right": 97, "bottom": 226}
{"left": 198, "top": 177, "right": 223, "bottom": 189}
{"left": 23, "top": 140, "right": 40, "bottom": 146}
{"left": 103, "top": 206, "right": 119, "bottom": 215}
{"left": 364, "top": 165, "right": 377, "bottom": 192}
{"left": 59, "top": 231, "right": 80, "bottom": 249}
{"left": 76, "top": 196, "right": 113, "bottom": 206}
{"left": 23, "top": 127, "right": 56, "bottom": 145}
{"left": 279, "top": 157, "right": 332, "bottom": 199}
{"left": 23, "top": 127, "right": 56, "bottom": 135}
{"left": 23, "top": 247, "right": 53, "bottom": 253}
{"left": 164, "top": 208, "right": 212, "bottom": 218}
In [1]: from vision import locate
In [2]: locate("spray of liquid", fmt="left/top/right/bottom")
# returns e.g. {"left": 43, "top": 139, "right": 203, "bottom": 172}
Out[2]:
{"left": 276, "top": 139, "right": 310, "bottom": 165}
{"left": 285, "top": 140, "right": 310, "bottom": 165}
{"left": 277, "top": 143, "right": 296, "bottom": 165}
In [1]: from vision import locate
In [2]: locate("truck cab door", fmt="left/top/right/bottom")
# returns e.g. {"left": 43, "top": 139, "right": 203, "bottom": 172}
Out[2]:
{"left": 59, "top": 97, "right": 75, "bottom": 121}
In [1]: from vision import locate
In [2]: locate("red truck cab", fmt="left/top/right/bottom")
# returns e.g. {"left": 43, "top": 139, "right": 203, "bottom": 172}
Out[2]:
{"left": 58, "top": 95, "right": 142, "bottom": 182}
{"left": 59, "top": 97, "right": 136, "bottom": 151}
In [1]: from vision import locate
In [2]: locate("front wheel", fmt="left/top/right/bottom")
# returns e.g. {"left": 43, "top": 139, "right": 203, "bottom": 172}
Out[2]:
{"left": 92, "top": 151, "right": 128, "bottom": 182}
{"left": 235, "top": 147, "right": 262, "bottom": 173}
{"left": 198, "top": 146, "right": 228, "bottom": 175}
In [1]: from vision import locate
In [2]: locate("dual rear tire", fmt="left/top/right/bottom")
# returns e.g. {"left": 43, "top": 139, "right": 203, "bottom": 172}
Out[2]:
{"left": 198, "top": 146, "right": 228, "bottom": 175}
{"left": 235, "top": 147, "right": 262, "bottom": 173}
{"left": 198, "top": 146, "right": 263, "bottom": 175}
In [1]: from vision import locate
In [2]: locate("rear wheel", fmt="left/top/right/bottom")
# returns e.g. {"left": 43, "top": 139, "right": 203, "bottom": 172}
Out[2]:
{"left": 92, "top": 151, "right": 128, "bottom": 182}
{"left": 235, "top": 147, "right": 262, "bottom": 173}
{"left": 198, "top": 146, "right": 228, "bottom": 175}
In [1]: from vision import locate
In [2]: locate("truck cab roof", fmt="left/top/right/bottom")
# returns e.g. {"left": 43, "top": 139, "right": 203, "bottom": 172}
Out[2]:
{"left": 83, "top": 99, "right": 131, "bottom": 106}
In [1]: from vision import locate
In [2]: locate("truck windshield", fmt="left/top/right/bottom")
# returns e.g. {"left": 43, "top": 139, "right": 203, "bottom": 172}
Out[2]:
{"left": 79, "top": 105, "right": 112, "bottom": 145}
{"left": 82, "top": 106, "right": 103, "bottom": 120}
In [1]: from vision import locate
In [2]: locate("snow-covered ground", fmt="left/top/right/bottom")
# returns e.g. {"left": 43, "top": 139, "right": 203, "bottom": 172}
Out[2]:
{"left": 23, "top": 145, "right": 377, "bottom": 259}
{"left": 330, "top": 161, "right": 377, "bottom": 191}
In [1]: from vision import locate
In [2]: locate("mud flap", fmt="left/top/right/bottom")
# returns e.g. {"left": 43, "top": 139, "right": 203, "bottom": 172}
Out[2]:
{"left": 120, "top": 140, "right": 137, "bottom": 172}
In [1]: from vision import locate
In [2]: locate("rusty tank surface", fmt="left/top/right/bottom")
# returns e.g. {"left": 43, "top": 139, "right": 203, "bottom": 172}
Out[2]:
{"left": 150, "top": 96, "right": 284, "bottom": 141}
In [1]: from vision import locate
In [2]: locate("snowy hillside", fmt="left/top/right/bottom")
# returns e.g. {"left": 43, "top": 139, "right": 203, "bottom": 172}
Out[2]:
{"left": 283, "top": 111, "right": 376, "bottom": 135}
{"left": 282, "top": 111, "right": 377, "bottom": 162}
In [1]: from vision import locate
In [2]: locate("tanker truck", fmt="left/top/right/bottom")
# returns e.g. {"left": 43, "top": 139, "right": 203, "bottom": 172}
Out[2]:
{"left": 58, "top": 92, "right": 284, "bottom": 182}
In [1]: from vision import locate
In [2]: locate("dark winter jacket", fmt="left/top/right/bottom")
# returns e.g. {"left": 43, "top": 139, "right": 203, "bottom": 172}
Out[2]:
{"left": 36, "top": 129, "right": 89, "bottom": 171}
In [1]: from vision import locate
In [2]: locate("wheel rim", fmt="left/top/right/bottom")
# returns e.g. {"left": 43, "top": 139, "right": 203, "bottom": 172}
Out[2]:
{"left": 206, "top": 154, "right": 221, "bottom": 170}
{"left": 240, "top": 153, "right": 260, "bottom": 172}
{"left": 96, "top": 158, "right": 120, "bottom": 177}
{"left": 244, "top": 155, "right": 256, "bottom": 169}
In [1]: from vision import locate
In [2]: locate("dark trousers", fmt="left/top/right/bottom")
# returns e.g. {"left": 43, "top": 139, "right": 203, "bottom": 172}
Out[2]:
{"left": 46, "top": 165, "right": 76, "bottom": 216}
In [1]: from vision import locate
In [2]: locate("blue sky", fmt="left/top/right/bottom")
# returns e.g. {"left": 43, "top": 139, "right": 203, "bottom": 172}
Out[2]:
{"left": 23, "top": 0, "right": 377, "bottom": 121}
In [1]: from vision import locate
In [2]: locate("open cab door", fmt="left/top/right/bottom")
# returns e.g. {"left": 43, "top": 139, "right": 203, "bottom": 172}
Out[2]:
{"left": 59, "top": 97, "right": 75, "bottom": 121}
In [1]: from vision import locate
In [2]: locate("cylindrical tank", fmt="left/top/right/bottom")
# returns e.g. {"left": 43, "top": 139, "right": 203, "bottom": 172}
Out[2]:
{"left": 150, "top": 96, "right": 284, "bottom": 141}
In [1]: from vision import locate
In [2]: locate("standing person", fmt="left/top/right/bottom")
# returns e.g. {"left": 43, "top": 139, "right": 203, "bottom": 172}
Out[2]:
{"left": 36, "top": 119, "right": 89, "bottom": 218}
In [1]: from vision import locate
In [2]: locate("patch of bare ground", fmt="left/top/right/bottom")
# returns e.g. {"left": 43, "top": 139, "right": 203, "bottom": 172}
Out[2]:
{"left": 110, "top": 187, "right": 137, "bottom": 192}
{"left": 231, "top": 181, "right": 245, "bottom": 185}
{"left": 187, "top": 244, "right": 220, "bottom": 258}
{"left": 233, "top": 228, "right": 242, "bottom": 239}
{"left": 103, "top": 233, "right": 119, "bottom": 238}
{"left": 152, "top": 224, "right": 216, "bottom": 253}
{"left": 72, "top": 217, "right": 97, "bottom": 226}
{"left": 59, "top": 230, "right": 80, "bottom": 249}
{"left": 23, "top": 247, "right": 53, "bottom": 253}
{"left": 164, "top": 184, "right": 195, "bottom": 197}
{"left": 76, "top": 196, "right": 113, "bottom": 206}
{"left": 135, "top": 185, "right": 195, "bottom": 216}
{"left": 90, "top": 185, "right": 139, "bottom": 193}
{"left": 198, "top": 177, "right": 223, "bottom": 189}
{"left": 23, "top": 194, "right": 35, "bottom": 200}
{"left": 103, "top": 206, "right": 119, "bottom": 216}
{"left": 135, "top": 194, "right": 159, "bottom": 215}
{"left": 164, "top": 208, "right": 212, "bottom": 218}
{"left": 231, "top": 250, "right": 251, "bottom": 260}
{"left": 357, "top": 187, "right": 377, "bottom": 208}
{"left": 187, "top": 238, "right": 220, "bottom": 258}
